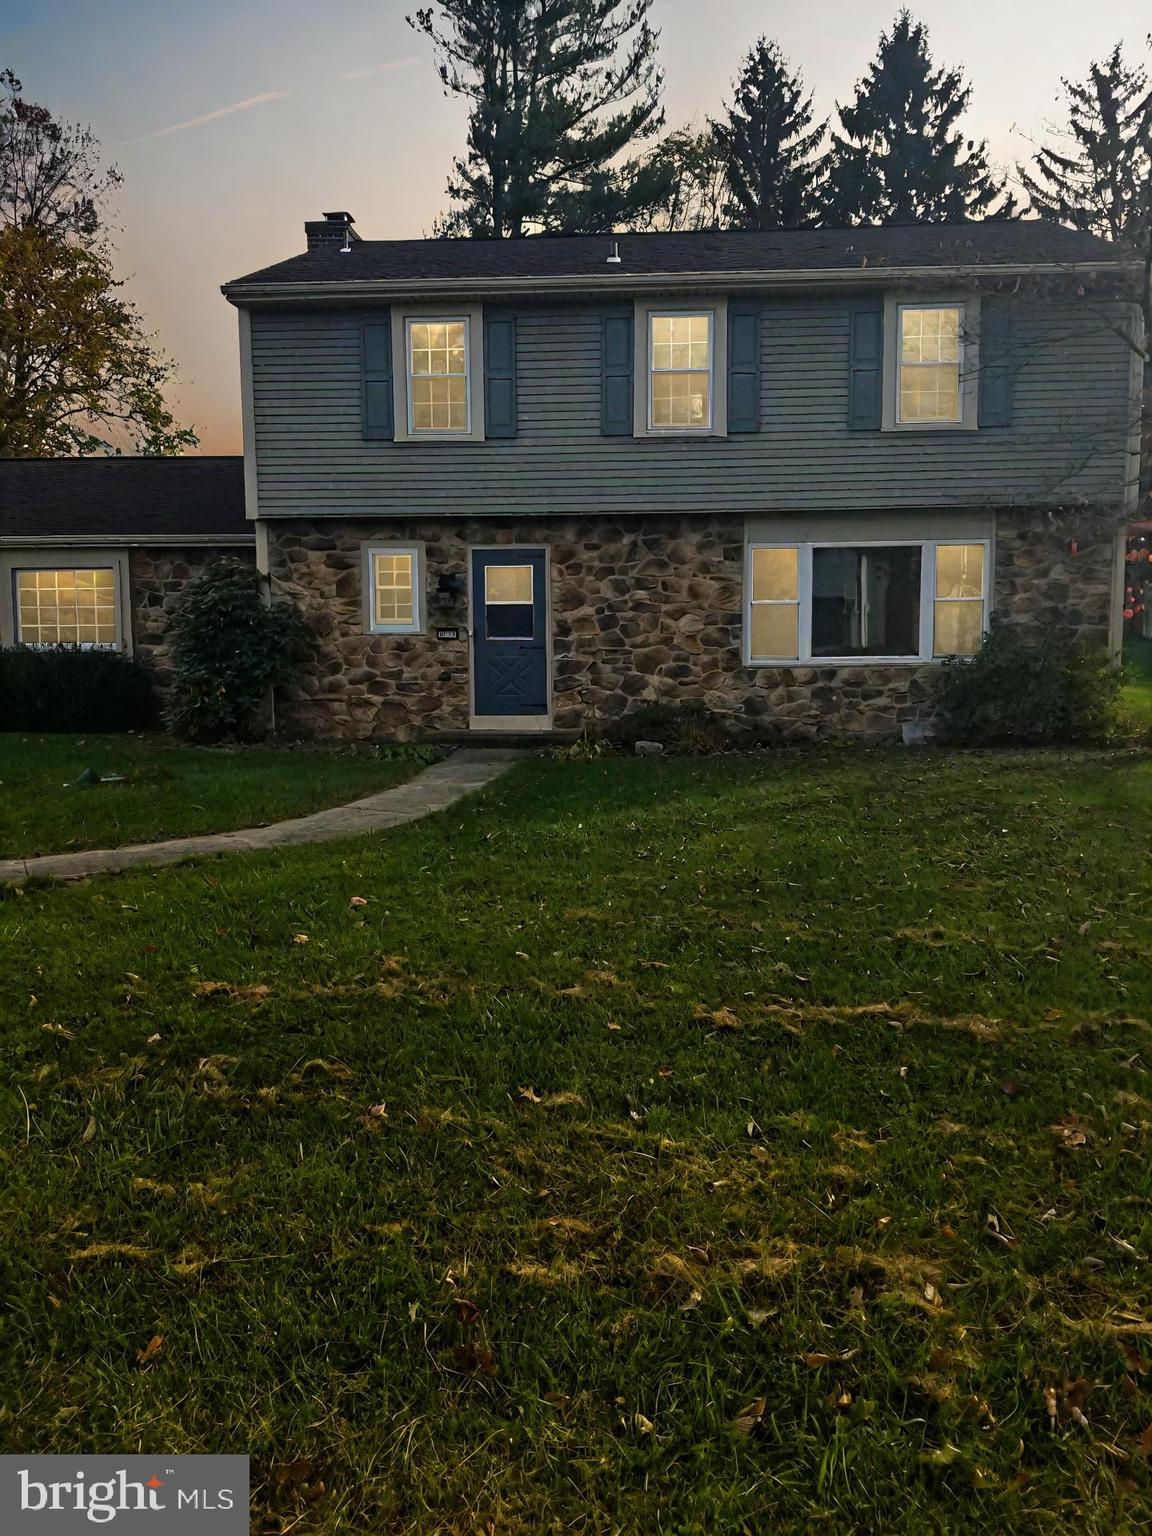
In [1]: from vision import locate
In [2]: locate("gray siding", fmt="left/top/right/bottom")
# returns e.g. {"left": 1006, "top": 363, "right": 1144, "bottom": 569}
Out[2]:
{"left": 249, "top": 294, "right": 1136, "bottom": 517}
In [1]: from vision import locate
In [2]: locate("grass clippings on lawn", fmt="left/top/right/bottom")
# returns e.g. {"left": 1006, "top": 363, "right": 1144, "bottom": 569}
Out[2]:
{"left": 1, "top": 747, "right": 1151, "bottom": 1534}
{"left": 0, "top": 734, "right": 431, "bottom": 858}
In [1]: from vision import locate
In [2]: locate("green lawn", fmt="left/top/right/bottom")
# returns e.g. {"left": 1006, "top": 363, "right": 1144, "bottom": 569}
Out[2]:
{"left": 0, "top": 734, "right": 428, "bottom": 858}
{"left": 2, "top": 748, "right": 1151, "bottom": 1534}
{"left": 1123, "top": 639, "right": 1152, "bottom": 729}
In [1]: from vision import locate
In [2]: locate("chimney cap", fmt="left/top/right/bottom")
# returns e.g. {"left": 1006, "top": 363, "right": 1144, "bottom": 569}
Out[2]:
{"left": 322, "top": 210, "right": 355, "bottom": 224}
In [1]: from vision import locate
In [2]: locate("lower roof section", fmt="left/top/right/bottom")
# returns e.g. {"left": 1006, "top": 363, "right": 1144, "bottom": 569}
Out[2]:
{"left": 0, "top": 456, "right": 252, "bottom": 544}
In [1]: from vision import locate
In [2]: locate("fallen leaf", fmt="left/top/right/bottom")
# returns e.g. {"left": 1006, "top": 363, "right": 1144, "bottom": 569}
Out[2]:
{"left": 292, "top": 933, "right": 310, "bottom": 945}
{"left": 800, "top": 1350, "right": 856, "bottom": 1369}
{"left": 920, "top": 1445, "right": 963, "bottom": 1467}
{"left": 69, "top": 1244, "right": 151, "bottom": 1262}
{"left": 632, "top": 1412, "right": 655, "bottom": 1435}
{"left": 452, "top": 1297, "right": 482, "bottom": 1326}
{"left": 729, "top": 1397, "right": 766, "bottom": 1436}
{"left": 1066, "top": 1376, "right": 1091, "bottom": 1410}
{"left": 135, "top": 1334, "right": 165, "bottom": 1366}
{"left": 349, "top": 896, "right": 369, "bottom": 908}
{"left": 516, "top": 1086, "right": 543, "bottom": 1104}
{"left": 1139, "top": 1424, "right": 1152, "bottom": 1459}
{"left": 1051, "top": 1115, "right": 1089, "bottom": 1149}
{"left": 542, "top": 1391, "right": 570, "bottom": 1409}
{"left": 1120, "top": 1341, "right": 1148, "bottom": 1376}
{"left": 999, "top": 1078, "right": 1025, "bottom": 1097}
{"left": 366, "top": 1103, "right": 388, "bottom": 1119}
{"left": 452, "top": 1342, "right": 498, "bottom": 1376}
{"left": 79, "top": 1116, "right": 97, "bottom": 1145}
{"left": 695, "top": 1006, "right": 741, "bottom": 1030}
{"left": 985, "top": 1212, "right": 1018, "bottom": 1250}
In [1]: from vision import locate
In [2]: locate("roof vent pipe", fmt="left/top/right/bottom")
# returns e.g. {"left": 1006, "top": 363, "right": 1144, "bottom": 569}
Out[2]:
{"left": 606, "top": 240, "right": 621, "bottom": 265}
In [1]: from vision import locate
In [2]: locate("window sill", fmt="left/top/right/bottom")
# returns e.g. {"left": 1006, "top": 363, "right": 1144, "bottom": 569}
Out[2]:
{"left": 882, "top": 419, "right": 977, "bottom": 433}
{"left": 746, "top": 656, "right": 951, "bottom": 669}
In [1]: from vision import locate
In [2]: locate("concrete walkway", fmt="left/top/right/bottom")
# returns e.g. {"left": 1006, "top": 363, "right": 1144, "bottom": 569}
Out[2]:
{"left": 0, "top": 748, "right": 524, "bottom": 886}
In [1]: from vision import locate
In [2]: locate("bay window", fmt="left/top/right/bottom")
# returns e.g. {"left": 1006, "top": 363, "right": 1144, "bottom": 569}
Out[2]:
{"left": 747, "top": 539, "right": 989, "bottom": 664}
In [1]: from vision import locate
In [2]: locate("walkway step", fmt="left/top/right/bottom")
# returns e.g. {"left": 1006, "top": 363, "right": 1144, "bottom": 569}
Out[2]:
{"left": 0, "top": 748, "right": 525, "bottom": 887}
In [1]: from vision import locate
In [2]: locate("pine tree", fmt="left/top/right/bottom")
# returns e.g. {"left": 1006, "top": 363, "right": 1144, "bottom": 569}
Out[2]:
{"left": 1017, "top": 44, "right": 1152, "bottom": 248}
{"left": 714, "top": 38, "right": 825, "bottom": 231}
{"left": 409, "top": 0, "right": 672, "bottom": 237}
{"left": 825, "top": 10, "right": 1013, "bottom": 225}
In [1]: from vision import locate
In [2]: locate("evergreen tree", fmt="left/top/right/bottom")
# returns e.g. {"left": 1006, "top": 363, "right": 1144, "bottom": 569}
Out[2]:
{"left": 825, "top": 10, "right": 1014, "bottom": 225}
{"left": 714, "top": 38, "right": 825, "bottom": 230}
{"left": 409, "top": 0, "right": 671, "bottom": 237}
{"left": 1017, "top": 44, "right": 1152, "bottom": 248}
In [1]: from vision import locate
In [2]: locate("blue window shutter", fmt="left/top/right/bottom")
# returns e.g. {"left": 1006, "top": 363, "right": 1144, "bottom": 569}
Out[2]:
{"left": 484, "top": 313, "right": 517, "bottom": 438}
{"left": 848, "top": 301, "right": 883, "bottom": 431}
{"left": 362, "top": 319, "right": 393, "bottom": 440}
{"left": 601, "top": 311, "right": 634, "bottom": 435}
{"left": 978, "top": 297, "right": 1014, "bottom": 428}
{"left": 727, "top": 304, "right": 761, "bottom": 433}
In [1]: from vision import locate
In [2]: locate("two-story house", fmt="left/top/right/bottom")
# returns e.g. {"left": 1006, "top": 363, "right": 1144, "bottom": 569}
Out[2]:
{"left": 222, "top": 214, "right": 1143, "bottom": 741}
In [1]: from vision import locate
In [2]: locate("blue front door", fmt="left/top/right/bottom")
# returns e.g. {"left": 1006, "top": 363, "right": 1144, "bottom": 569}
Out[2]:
{"left": 470, "top": 547, "right": 549, "bottom": 718}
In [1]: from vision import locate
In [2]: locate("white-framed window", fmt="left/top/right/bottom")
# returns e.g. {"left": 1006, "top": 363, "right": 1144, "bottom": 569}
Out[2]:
{"left": 648, "top": 311, "right": 714, "bottom": 430}
{"left": 406, "top": 317, "right": 470, "bottom": 434}
{"left": 883, "top": 295, "right": 979, "bottom": 431}
{"left": 14, "top": 566, "right": 120, "bottom": 647}
{"left": 633, "top": 300, "right": 727, "bottom": 436}
{"left": 746, "top": 539, "right": 990, "bottom": 665}
{"left": 364, "top": 544, "right": 423, "bottom": 634}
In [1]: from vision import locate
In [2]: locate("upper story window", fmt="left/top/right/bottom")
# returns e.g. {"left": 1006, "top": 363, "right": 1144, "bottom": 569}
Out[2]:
{"left": 649, "top": 312, "right": 713, "bottom": 430}
{"left": 897, "top": 305, "right": 962, "bottom": 423}
{"left": 15, "top": 566, "right": 119, "bottom": 647}
{"left": 407, "top": 318, "right": 470, "bottom": 434}
{"left": 883, "top": 295, "right": 978, "bottom": 431}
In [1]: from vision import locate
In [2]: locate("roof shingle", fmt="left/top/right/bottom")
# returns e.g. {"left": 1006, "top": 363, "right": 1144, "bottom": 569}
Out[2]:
{"left": 0, "top": 457, "right": 250, "bottom": 542}
{"left": 225, "top": 221, "right": 1133, "bottom": 291}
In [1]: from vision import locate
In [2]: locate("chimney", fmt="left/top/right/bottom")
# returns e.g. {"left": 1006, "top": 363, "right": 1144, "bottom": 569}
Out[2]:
{"left": 305, "top": 211, "right": 360, "bottom": 251}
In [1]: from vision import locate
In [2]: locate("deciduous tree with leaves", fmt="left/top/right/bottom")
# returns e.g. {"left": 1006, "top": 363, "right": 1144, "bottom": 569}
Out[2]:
{"left": 714, "top": 38, "right": 825, "bottom": 231}
{"left": 637, "top": 124, "right": 727, "bottom": 231}
{"left": 410, "top": 0, "right": 672, "bottom": 236}
{"left": 825, "top": 11, "right": 1014, "bottom": 225}
{"left": 0, "top": 69, "right": 195, "bottom": 456}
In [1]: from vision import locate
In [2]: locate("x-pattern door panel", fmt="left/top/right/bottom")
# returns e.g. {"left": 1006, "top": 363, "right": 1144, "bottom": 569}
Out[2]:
{"left": 470, "top": 547, "right": 549, "bottom": 718}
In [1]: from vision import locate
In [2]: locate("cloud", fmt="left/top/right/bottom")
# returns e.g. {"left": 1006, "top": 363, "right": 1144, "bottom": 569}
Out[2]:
{"left": 339, "top": 58, "right": 420, "bottom": 81}
{"left": 119, "top": 90, "right": 290, "bottom": 147}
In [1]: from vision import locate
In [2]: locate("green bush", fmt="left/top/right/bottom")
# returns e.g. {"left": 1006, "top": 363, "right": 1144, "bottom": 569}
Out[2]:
{"left": 934, "top": 619, "right": 1122, "bottom": 746}
{"left": 166, "top": 559, "right": 314, "bottom": 742}
{"left": 612, "top": 700, "right": 734, "bottom": 755}
{"left": 0, "top": 645, "right": 157, "bottom": 732}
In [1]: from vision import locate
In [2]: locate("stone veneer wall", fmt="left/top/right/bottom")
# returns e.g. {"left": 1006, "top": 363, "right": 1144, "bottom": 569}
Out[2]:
{"left": 129, "top": 547, "right": 256, "bottom": 690}
{"left": 265, "top": 513, "right": 1116, "bottom": 743}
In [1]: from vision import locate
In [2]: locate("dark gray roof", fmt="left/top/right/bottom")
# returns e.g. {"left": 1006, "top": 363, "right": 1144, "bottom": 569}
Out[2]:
{"left": 226, "top": 221, "right": 1133, "bottom": 290}
{"left": 0, "top": 457, "right": 251, "bottom": 542}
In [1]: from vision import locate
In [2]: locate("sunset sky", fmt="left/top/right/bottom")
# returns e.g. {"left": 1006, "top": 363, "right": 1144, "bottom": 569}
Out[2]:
{"left": 4, "top": 0, "right": 1149, "bottom": 453}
